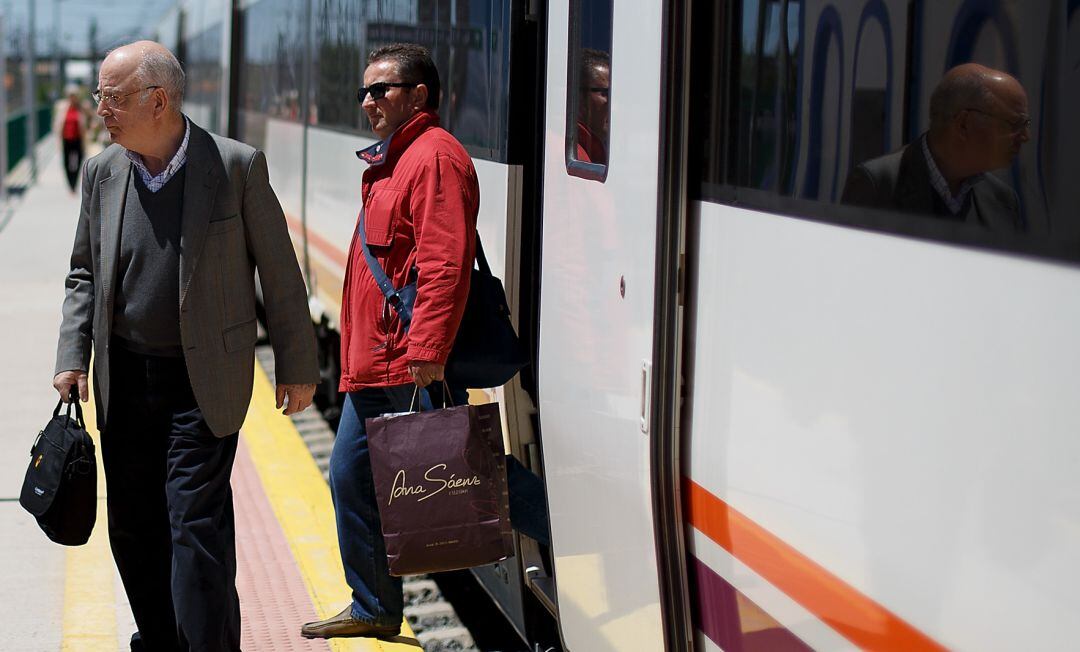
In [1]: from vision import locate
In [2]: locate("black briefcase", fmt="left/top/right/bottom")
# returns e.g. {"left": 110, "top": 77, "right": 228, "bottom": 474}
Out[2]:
{"left": 445, "top": 236, "right": 528, "bottom": 388}
{"left": 19, "top": 397, "right": 97, "bottom": 546}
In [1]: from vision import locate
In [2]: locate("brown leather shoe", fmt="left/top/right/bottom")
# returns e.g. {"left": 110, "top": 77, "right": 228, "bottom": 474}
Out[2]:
{"left": 300, "top": 606, "right": 401, "bottom": 639}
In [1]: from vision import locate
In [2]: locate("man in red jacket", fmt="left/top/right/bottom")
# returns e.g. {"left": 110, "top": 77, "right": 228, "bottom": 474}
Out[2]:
{"left": 301, "top": 43, "right": 479, "bottom": 640}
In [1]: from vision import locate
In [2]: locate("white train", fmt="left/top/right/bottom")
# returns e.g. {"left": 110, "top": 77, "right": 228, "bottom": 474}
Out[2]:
{"left": 156, "top": 0, "right": 1080, "bottom": 649}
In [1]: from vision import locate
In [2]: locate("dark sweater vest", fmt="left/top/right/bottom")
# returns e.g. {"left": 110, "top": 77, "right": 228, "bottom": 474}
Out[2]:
{"left": 112, "top": 167, "right": 186, "bottom": 356}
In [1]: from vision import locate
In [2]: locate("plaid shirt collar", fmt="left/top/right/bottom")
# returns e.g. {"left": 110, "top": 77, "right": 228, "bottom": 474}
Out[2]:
{"left": 921, "top": 133, "right": 981, "bottom": 215}
{"left": 125, "top": 116, "right": 190, "bottom": 193}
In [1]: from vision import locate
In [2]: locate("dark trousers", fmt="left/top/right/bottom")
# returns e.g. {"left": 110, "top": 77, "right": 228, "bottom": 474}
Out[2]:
{"left": 329, "top": 383, "right": 550, "bottom": 625}
{"left": 102, "top": 345, "right": 241, "bottom": 652}
{"left": 62, "top": 137, "right": 83, "bottom": 191}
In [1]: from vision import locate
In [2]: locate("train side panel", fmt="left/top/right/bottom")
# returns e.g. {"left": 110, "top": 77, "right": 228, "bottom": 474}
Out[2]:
{"left": 684, "top": 200, "right": 1080, "bottom": 651}
{"left": 683, "top": 0, "right": 1080, "bottom": 648}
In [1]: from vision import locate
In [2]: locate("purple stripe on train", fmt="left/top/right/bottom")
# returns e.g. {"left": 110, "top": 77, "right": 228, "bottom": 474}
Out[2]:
{"left": 689, "top": 554, "right": 813, "bottom": 651}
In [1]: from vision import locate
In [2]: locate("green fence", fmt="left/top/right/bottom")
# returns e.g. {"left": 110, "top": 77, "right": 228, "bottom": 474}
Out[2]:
{"left": 6, "top": 105, "right": 53, "bottom": 173}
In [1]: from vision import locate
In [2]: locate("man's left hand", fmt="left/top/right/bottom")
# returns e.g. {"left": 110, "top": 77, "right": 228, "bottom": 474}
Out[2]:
{"left": 276, "top": 383, "right": 317, "bottom": 415}
{"left": 408, "top": 362, "right": 445, "bottom": 388}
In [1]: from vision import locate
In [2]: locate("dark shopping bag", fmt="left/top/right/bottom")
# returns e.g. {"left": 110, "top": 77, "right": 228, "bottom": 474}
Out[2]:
{"left": 367, "top": 391, "right": 513, "bottom": 576}
{"left": 19, "top": 397, "right": 97, "bottom": 546}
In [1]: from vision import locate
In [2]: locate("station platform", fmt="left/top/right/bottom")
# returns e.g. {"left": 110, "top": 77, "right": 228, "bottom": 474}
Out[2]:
{"left": 0, "top": 137, "right": 445, "bottom": 651}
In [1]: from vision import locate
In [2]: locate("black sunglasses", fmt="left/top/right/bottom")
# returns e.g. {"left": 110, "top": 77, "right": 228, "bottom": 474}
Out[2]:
{"left": 357, "top": 82, "right": 418, "bottom": 104}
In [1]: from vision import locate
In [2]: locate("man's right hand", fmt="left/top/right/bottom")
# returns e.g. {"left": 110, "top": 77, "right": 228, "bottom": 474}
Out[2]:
{"left": 53, "top": 371, "right": 88, "bottom": 403}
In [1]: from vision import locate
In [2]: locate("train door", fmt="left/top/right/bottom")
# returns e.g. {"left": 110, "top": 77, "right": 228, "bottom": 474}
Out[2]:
{"left": 536, "top": 0, "right": 674, "bottom": 649}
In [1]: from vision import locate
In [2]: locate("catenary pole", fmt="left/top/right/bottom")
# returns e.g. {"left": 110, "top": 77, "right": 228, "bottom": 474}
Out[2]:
{"left": 26, "top": 0, "right": 36, "bottom": 181}
{"left": 53, "top": 0, "right": 62, "bottom": 92}
{"left": 0, "top": 11, "right": 7, "bottom": 201}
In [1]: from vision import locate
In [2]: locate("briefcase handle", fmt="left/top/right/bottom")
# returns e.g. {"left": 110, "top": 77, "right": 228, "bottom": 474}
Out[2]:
{"left": 51, "top": 389, "right": 86, "bottom": 430}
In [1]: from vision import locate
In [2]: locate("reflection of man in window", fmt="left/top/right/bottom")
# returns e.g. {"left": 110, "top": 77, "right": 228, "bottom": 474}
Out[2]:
{"left": 576, "top": 48, "right": 610, "bottom": 165}
{"left": 842, "top": 63, "right": 1029, "bottom": 232}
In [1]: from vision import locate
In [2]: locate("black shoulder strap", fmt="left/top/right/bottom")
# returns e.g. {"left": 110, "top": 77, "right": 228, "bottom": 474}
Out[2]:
{"left": 357, "top": 208, "right": 487, "bottom": 311}
{"left": 357, "top": 207, "right": 403, "bottom": 307}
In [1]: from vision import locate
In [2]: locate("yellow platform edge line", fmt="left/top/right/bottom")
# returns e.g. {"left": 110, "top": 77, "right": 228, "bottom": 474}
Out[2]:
{"left": 241, "top": 361, "right": 419, "bottom": 652}
{"left": 60, "top": 392, "right": 119, "bottom": 652}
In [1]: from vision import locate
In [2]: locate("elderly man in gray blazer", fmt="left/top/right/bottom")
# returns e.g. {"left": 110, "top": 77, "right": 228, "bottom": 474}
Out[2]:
{"left": 52, "top": 41, "right": 318, "bottom": 652}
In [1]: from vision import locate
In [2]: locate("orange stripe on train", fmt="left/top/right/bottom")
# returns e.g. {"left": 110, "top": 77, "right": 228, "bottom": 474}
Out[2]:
{"left": 283, "top": 212, "right": 348, "bottom": 269}
{"left": 684, "top": 478, "right": 945, "bottom": 652}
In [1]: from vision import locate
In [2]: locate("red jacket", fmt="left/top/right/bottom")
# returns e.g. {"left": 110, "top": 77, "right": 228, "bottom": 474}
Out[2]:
{"left": 339, "top": 110, "right": 479, "bottom": 391}
{"left": 575, "top": 122, "right": 607, "bottom": 165}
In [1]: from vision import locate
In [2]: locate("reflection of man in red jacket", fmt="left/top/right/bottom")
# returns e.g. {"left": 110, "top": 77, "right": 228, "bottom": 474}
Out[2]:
{"left": 301, "top": 43, "right": 479, "bottom": 641}
{"left": 575, "top": 48, "right": 610, "bottom": 165}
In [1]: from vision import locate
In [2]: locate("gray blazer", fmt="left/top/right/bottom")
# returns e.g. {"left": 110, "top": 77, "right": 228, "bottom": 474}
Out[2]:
{"left": 55, "top": 121, "right": 319, "bottom": 436}
{"left": 841, "top": 137, "right": 1023, "bottom": 233}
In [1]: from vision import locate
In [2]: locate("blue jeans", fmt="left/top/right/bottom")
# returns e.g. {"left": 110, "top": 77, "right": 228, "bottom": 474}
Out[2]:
{"left": 329, "top": 385, "right": 415, "bottom": 625}
{"left": 329, "top": 383, "right": 550, "bottom": 624}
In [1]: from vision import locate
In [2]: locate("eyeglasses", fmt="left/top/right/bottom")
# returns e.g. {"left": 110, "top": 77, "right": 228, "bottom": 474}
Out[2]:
{"left": 588, "top": 86, "right": 610, "bottom": 98}
{"left": 964, "top": 107, "right": 1031, "bottom": 134}
{"left": 92, "top": 86, "right": 161, "bottom": 108}
{"left": 357, "top": 82, "right": 418, "bottom": 104}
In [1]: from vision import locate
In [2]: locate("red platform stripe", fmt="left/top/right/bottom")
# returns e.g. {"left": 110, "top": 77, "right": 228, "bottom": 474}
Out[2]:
{"left": 233, "top": 438, "right": 330, "bottom": 651}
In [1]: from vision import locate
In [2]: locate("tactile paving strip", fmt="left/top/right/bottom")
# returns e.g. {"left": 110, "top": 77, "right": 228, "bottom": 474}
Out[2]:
{"left": 233, "top": 438, "right": 331, "bottom": 651}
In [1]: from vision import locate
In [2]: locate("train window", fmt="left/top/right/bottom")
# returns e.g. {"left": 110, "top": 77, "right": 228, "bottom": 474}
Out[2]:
{"left": 309, "top": 0, "right": 365, "bottom": 136}
{"left": 690, "top": 0, "right": 1080, "bottom": 262}
{"left": 183, "top": 23, "right": 225, "bottom": 133}
{"left": 236, "top": 0, "right": 308, "bottom": 149}
{"left": 309, "top": 0, "right": 512, "bottom": 162}
{"left": 564, "top": 0, "right": 612, "bottom": 181}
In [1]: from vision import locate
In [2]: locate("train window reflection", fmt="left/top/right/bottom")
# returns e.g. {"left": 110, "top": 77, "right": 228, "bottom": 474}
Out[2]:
{"left": 183, "top": 23, "right": 224, "bottom": 134}
{"left": 565, "top": 0, "right": 612, "bottom": 181}
{"left": 690, "top": 0, "right": 1080, "bottom": 262}
{"left": 236, "top": 0, "right": 308, "bottom": 150}
{"left": 308, "top": 0, "right": 512, "bottom": 162}
{"left": 841, "top": 64, "right": 1029, "bottom": 233}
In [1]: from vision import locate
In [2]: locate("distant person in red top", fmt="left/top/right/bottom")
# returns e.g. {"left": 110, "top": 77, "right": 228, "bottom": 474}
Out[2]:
{"left": 54, "top": 84, "right": 91, "bottom": 192}
{"left": 300, "top": 43, "right": 480, "bottom": 641}
{"left": 576, "top": 48, "right": 610, "bottom": 165}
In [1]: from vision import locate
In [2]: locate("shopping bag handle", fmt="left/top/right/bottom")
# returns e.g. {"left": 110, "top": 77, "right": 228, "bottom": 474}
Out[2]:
{"left": 409, "top": 381, "right": 455, "bottom": 412}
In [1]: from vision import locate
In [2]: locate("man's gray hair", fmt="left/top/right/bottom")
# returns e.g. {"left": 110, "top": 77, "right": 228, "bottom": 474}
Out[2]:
{"left": 928, "top": 70, "right": 996, "bottom": 133}
{"left": 134, "top": 47, "right": 185, "bottom": 111}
